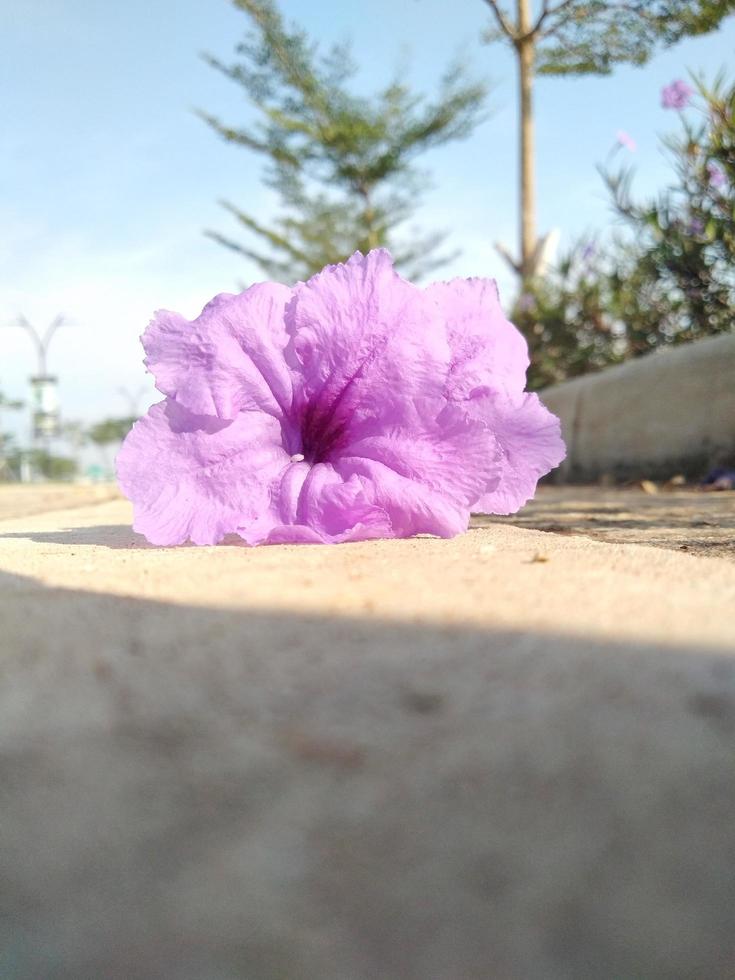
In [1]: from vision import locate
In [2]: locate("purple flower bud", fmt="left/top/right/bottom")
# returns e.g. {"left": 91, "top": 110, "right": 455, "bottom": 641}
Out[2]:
{"left": 661, "top": 79, "right": 693, "bottom": 110}
{"left": 616, "top": 130, "right": 636, "bottom": 152}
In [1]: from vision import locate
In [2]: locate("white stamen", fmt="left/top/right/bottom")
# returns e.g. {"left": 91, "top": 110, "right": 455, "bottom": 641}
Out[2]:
{"left": 290, "top": 453, "right": 305, "bottom": 463}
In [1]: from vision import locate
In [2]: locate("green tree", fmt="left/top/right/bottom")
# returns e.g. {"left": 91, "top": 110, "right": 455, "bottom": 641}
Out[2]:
{"left": 87, "top": 417, "right": 136, "bottom": 447}
{"left": 201, "top": 0, "right": 488, "bottom": 282}
{"left": 480, "top": 0, "right": 734, "bottom": 282}
{"left": 37, "top": 451, "right": 78, "bottom": 481}
{"left": 6, "top": 449, "right": 78, "bottom": 482}
{"left": 516, "top": 71, "right": 734, "bottom": 388}
{"left": 511, "top": 239, "right": 624, "bottom": 389}
{"left": 0, "top": 391, "right": 23, "bottom": 482}
{"left": 0, "top": 433, "right": 19, "bottom": 481}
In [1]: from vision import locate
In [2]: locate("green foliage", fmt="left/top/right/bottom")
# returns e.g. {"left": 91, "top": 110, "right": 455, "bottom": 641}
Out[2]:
{"left": 87, "top": 417, "right": 136, "bottom": 447}
{"left": 512, "top": 241, "right": 625, "bottom": 389}
{"left": 517, "top": 72, "right": 734, "bottom": 389}
{"left": 0, "top": 391, "right": 23, "bottom": 412}
{"left": 202, "top": 0, "right": 488, "bottom": 281}
{"left": 0, "top": 435, "right": 18, "bottom": 481}
{"left": 537, "top": 1, "right": 735, "bottom": 76}
{"left": 34, "top": 452, "right": 77, "bottom": 481}
{"left": 484, "top": 1, "right": 735, "bottom": 75}
{"left": 481, "top": 0, "right": 732, "bottom": 283}
{"left": 602, "top": 72, "right": 735, "bottom": 339}
{"left": 0, "top": 391, "right": 23, "bottom": 481}
{"left": 8, "top": 450, "right": 77, "bottom": 482}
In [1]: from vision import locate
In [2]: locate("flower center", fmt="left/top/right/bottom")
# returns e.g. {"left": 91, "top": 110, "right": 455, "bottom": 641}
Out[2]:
{"left": 298, "top": 400, "right": 349, "bottom": 465}
{"left": 295, "top": 353, "right": 382, "bottom": 465}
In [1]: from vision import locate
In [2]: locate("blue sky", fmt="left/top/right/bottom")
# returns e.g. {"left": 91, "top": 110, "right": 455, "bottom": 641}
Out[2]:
{"left": 2, "top": 0, "right": 734, "bottom": 434}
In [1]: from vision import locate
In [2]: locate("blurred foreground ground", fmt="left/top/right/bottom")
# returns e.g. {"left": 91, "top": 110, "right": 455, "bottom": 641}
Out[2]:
{"left": 1, "top": 484, "right": 734, "bottom": 978}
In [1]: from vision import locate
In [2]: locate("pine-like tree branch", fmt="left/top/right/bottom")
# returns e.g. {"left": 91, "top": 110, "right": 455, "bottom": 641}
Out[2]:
{"left": 202, "top": 0, "right": 488, "bottom": 280}
{"left": 481, "top": 0, "right": 517, "bottom": 39}
{"left": 532, "top": 0, "right": 577, "bottom": 37}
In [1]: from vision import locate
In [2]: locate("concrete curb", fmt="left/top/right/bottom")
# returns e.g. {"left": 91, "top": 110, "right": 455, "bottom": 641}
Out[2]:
{"left": 540, "top": 332, "right": 735, "bottom": 481}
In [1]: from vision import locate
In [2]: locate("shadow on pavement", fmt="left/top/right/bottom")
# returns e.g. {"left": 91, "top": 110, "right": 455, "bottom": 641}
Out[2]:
{"left": 1, "top": 568, "right": 734, "bottom": 979}
{"left": 476, "top": 488, "right": 735, "bottom": 562}
{"left": 0, "top": 525, "right": 151, "bottom": 549}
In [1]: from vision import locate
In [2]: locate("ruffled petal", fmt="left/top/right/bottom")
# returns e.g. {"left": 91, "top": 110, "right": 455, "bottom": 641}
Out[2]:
{"left": 116, "top": 399, "right": 292, "bottom": 546}
{"left": 470, "top": 391, "right": 566, "bottom": 515}
{"left": 336, "top": 403, "right": 503, "bottom": 538}
{"left": 143, "top": 283, "right": 293, "bottom": 421}
{"left": 427, "top": 277, "right": 565, "bottom": 514}
{"left": 426, "top": 277, "right": 529, "bottom": 400}
{"left": 238, "top": 461, "right": 392, "bottom": 545}
{"left": 336, "top": 457, "right": 470, "bottom": 538}
{"left": 285, "top": 250, "right": 450, "bottom": 439}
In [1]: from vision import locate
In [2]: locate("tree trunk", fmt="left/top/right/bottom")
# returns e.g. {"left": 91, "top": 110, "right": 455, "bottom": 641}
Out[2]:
{"left": 517, "top": 0, "right": 536, "bottom": 282}
{"left": 360, "top": 186, "right": 380, "bottom": 250}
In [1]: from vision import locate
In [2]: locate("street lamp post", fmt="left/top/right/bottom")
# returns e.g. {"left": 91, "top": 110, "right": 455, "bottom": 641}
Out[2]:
{"left": 9, "top": 314, "right": 67, "bottom": 478}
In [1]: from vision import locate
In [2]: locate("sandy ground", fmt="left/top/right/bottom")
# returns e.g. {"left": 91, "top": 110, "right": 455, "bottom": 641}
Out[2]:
{"left": 0, "top": 482, "right": 120, "bottom": 521}
{"left": 1, "top": 485, "right": 734, "bottom": 979}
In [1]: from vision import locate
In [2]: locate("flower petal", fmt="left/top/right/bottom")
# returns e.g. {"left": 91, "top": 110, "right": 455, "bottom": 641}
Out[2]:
{"left": 120, "top": 251, "right": 562, "bottom": 547}
{"left": 337, "top": 457, "right": 471, "bottom": 538}
{"left": 426, "top": 277, "right": 529, "bottom": 400}
{"left": 285, "top": 250, "right": 450, "bottom": 435}
{"left": 337, "top": 403, "right": 503, "bottom": 538}
{"left": 116, "top": 399, "right": 291, "bottom": 545}
{"left": 426, "top": 278, "right": 564, "bottom": 513}
{"left": 143, "top": 283, "right": 293, "bottom": 421}
{"left": 470, "top": 391, "right": 566, "bottom": 515}
{"left": 238, "top": 462, "right": 392, "bottom": 545}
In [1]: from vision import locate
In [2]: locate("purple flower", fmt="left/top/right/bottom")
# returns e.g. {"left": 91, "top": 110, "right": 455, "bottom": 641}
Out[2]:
{"left": 661, "top": 79, "right": 694, "bottom": 110}
{"left": 517, "top": 292, "right": 535, "bottom": 312}
{"left": 581, "top": 242, "right": 597, "bottom": 263}
{"left": 687, "top": 216, "right": 705, "bottom": 236}
{"left": 616, "top": 130, "right": 637, "bottom": 152}
{"left": 117, "top": 250, "right": 565, "bottom": 545}
{"left": 707, "top": 161, "right": 727, "bottom": 188}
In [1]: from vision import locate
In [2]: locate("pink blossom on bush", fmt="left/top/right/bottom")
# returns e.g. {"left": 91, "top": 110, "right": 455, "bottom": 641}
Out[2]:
{"left": 616, "top": 130, "right": 637, "bottom": 152}
{"left": 661, "top": 79, "right": 693, "bottom": 110}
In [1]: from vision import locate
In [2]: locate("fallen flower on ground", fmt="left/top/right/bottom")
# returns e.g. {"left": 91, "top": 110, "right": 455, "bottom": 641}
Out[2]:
{"left": 117, "top": 250, "right": 565, "bottom": 545}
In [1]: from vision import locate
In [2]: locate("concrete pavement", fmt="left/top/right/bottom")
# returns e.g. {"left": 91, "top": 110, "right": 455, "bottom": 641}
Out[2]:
{"left": 1, "top": 487, "right": 734, "bottom": 979}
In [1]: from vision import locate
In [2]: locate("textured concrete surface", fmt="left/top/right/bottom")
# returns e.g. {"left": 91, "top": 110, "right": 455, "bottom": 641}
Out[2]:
{"left": 1, "top": 489, "right": 735, "bottom": 979}
{"left": 484, "top": 484, "right": 735, "bottom": 562}
{"left": 542, "top": 332, "right": 735, "bottom": 481}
